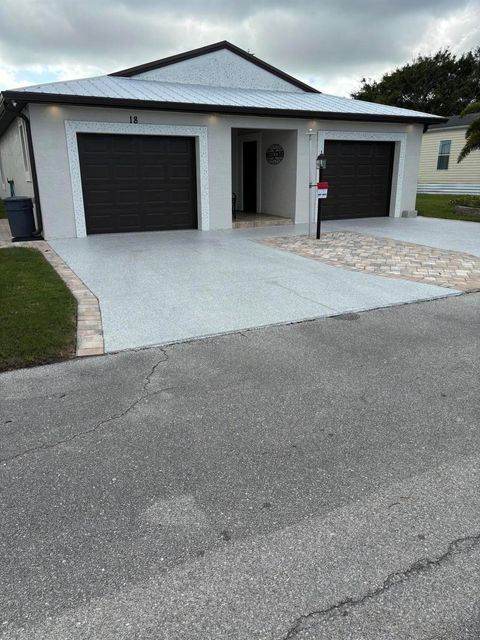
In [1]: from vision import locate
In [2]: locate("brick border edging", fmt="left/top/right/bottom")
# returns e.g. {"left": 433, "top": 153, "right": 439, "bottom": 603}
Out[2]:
{"left": 3, "top": 240, "right": 104, "bottom": 357}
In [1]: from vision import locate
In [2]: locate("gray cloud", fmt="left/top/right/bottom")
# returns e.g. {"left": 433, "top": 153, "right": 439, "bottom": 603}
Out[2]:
{"left": 0, "top": 0, "right": 478, "bottom": 94}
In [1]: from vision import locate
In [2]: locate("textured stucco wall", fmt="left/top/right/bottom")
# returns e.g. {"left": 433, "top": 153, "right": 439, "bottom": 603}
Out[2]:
{"left": 28, "top": 103, "right": 421, "bottom": 239}
{"left": 261, "top": 130, "right": 297, "bottom": 218}
{"left": 402, "top": 124, "right": 424, "bottom": 211}
{"left": 0, "top": 116, "right": 34, "bottom": 201}
{"left": 133, "top": 49, "right": 305, "bottom": 92}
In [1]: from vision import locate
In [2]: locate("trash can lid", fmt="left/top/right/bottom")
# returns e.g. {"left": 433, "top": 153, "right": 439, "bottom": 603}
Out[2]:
{"left": 2, "top": 196, "right": 32, "bottom": 202}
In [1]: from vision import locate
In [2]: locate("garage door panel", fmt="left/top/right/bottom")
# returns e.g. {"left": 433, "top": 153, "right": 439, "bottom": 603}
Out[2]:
{"left": 168, "top": 139, "right": 191, "bottom": 153}
{"left": 82, "top": 164, "right": 111, "bottom": 180}
{"left": 322, "top": 140, "right": 394, "bottom": 220}
{"left": 115, "top": 189, "right": 139, "bottom": 205}
{"left": 142, "top": 189, "right": 169, "bottom": 205}
{"left": 84, "top": 189, "right": 113, "bottom": 205}
{"left": 140, "top": 137, "right": 169, "bottom": 152}
{"left": 77, "top": 134, "right": 197, "bottom": 234}
{"left": 142, "top": 165, "right": 167, "bottom": 179}
{"left": 357, "top": 166, "right": 373, "bottom": 178}
{"left": 337, "top": 164, "right": 356, "bottom": 178}
{"left": 373, "top": 165, "right": 388, "bottom": 177}
{"left": 81, "top": 136, "right": 110, "bottom": 153}
{"left": 113, "top": 164, "right": 138, "bottom": 179}
{"left": 170, "top": 164, "right": 191, "bottom": 178}
{"left": 143, "top": 214, "right": 192, "bottom": 230}
{"left": 170, "top": 188, "right": 193, "bottom": 203}
{"left": 116, "top": 213, "right": 143, "bottom": 224}
{"left": 111, "top": 137, "right": 137, "bottom": 153}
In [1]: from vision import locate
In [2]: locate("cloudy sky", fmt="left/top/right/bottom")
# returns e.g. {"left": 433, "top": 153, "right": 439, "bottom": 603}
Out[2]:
{"left": 0, "top": 0, "right": 479, "bottom": 95}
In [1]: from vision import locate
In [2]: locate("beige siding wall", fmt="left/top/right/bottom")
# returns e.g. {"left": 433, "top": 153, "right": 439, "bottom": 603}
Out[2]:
{"left": 418, "top": 127, "right": 480, "bottom": 184}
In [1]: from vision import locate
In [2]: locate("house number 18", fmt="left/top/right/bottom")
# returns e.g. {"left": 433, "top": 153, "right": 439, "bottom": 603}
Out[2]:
{"left": 129, "top": 115, "right": 138, "bottom": 124}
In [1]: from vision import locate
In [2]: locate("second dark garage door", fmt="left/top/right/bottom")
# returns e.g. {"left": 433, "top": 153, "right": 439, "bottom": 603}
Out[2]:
{"left": 77, "top": 133, "right": 197, "bottom": 234}
{"left": 321, "top": 140, "right": 394, "bottom": 220}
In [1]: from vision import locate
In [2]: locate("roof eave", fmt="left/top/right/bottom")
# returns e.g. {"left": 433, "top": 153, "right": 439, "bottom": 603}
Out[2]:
{"left": 427, "top": 124, "right": 469, "bottom": 132}
{"left": 1, "top": 91, "right": 447, "bottom": 126}
{"left": 0, "top": 94, "right": 26, "bottom": 137}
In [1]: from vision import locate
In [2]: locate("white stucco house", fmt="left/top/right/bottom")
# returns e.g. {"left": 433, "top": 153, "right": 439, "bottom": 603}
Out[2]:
{"left": 0, "top": 41, "right": 445, "bottom": 240}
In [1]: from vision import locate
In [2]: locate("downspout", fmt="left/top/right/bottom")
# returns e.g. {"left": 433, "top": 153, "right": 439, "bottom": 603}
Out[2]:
{"left": 4, "top": 100, "right": 44, "bottom": 237}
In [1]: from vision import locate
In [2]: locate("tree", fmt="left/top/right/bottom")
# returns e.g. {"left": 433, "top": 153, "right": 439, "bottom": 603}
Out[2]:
{"left": 458, "top": 102, "right": 480, "bottom": 162}
{"left": 352, "top": 49, "right": 480, "bottom": 116}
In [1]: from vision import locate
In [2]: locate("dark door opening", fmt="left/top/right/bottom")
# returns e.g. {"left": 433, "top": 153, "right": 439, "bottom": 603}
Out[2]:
{"left": 77, "top": 133, "right": 197, "bottom": 234}
{"left": 321, "top": 140, "right": 395, "bottom": 220}
{"left": 242, "top": 140, "right": 257, "bottom": 213}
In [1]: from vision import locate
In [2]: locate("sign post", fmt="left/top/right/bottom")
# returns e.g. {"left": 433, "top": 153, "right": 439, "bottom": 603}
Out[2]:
{"left": 316, "top": 153, "right": 327, "bottom": 239}
{"left": 316, "top": 180, "right": 328, "bottom": 239}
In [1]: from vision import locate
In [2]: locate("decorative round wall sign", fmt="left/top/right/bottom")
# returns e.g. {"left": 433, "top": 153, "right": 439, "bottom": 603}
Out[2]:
{"left": 265, "top": 144, "right": 284, "bottom": 165}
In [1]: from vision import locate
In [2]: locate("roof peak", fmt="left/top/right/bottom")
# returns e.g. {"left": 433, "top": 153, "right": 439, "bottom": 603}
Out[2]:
{"left": 109, "top": 40, "right": 320, "bottom": 94}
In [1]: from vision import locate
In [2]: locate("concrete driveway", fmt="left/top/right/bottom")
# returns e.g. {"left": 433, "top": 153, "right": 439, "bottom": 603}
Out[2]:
{"left": 328, "top": 215, "right": 480, "bottom": 256}
{"left": 48, "top": 217, "right": 478, "bottom": 352}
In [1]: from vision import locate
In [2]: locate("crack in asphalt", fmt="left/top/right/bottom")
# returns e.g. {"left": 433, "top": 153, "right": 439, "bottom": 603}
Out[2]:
{"left": 0, "top": 350, "right": 169, "bottom": 465}
{"left": 283, "top": 533, "right": 480, "bottom": 639}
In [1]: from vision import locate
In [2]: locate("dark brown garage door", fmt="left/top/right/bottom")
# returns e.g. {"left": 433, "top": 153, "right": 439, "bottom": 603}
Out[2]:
{"left": 321, "top": 140, "right": 394, "bottom": 220}
{"left": 77, "top": 133, "right": 197, "bottom": 234}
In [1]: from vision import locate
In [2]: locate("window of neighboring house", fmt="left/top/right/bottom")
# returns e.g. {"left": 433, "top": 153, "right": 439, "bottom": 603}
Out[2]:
{"left": 436, "top": 139, "right": 451, "bottom": 170}
{"left": 18, "top": 120, "right": 31, "bottom": 181}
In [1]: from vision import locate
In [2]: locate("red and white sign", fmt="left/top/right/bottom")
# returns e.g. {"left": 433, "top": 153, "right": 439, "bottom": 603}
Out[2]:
{"left": 317, "top": 181, "right": 329, "bottom": 199}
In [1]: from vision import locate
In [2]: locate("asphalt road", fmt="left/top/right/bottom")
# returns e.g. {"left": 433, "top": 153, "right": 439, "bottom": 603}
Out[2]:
{"left": 1, "top": 293, "right": 479, "bottom": 639}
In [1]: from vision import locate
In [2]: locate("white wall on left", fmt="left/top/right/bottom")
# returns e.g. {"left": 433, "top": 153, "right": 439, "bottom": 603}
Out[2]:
{"left": 0, "top": 117, "right": 34, "bottom": 201}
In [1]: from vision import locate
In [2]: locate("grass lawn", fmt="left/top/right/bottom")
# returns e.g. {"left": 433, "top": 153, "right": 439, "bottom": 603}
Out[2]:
{"left": 0, "top": 248, "right": 76, "bottom": 372}
{"left": 416, "top": 194, "right": 480, "bottom": 223}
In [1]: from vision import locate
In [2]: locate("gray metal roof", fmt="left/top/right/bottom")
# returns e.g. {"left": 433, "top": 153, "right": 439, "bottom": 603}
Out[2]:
{"left": 7, "top": 74, "right": 445, "bottom": 122}
{"left": 428, "top": 113, "right": 478, "bottom": 130}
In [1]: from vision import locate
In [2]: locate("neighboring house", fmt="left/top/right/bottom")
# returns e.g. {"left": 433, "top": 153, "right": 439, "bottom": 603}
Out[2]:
{"left": 0, "top": 41, "right": 444, "bottom": 240}
{"left": 418, "top": 114, "right": 480, "bottom": 195}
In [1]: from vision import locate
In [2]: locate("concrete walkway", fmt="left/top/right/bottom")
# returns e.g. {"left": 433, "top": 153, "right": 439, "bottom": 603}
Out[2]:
{"left": 49, "top": 221, "right": 459, "bottom": 352}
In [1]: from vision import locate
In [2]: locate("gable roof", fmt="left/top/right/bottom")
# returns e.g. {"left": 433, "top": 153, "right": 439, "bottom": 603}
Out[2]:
{"left": 427, "top": 113, "right": 478, "bottom": 131}
{"left": 109, "top": 40, "right": 320, "bottom": 94}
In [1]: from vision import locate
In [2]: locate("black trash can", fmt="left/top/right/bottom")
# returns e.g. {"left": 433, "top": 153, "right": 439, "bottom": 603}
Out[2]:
{"left": 3, "top": 197, "right": 36, "bottom": 240}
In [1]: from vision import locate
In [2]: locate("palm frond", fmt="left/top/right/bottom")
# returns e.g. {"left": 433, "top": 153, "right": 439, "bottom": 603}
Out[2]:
{"left": 460, "top": 102, "right": 480, "bottom": 117}
{"left": 457, "top": 130, "right": 480, "bottom": 162}
{"left": 465, "top": 117, "right": 480, "bottom": 138}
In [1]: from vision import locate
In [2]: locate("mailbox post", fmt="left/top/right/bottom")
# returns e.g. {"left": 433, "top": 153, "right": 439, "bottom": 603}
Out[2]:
{"left": 316, "top": 153, "right": 327, "bottom": 239}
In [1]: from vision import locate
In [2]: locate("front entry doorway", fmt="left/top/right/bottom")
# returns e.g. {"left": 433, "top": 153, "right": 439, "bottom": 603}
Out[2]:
{"left": 242, "top": 140, "right": 257, "bottom": 213}
{"left": 231, "top": 127, "right": 295, "bottom": 228}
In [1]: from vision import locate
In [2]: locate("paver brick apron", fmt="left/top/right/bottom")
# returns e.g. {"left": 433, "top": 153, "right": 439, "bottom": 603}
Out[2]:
{"left": 258, "top": 231, "right": 480, "bottom": 293}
